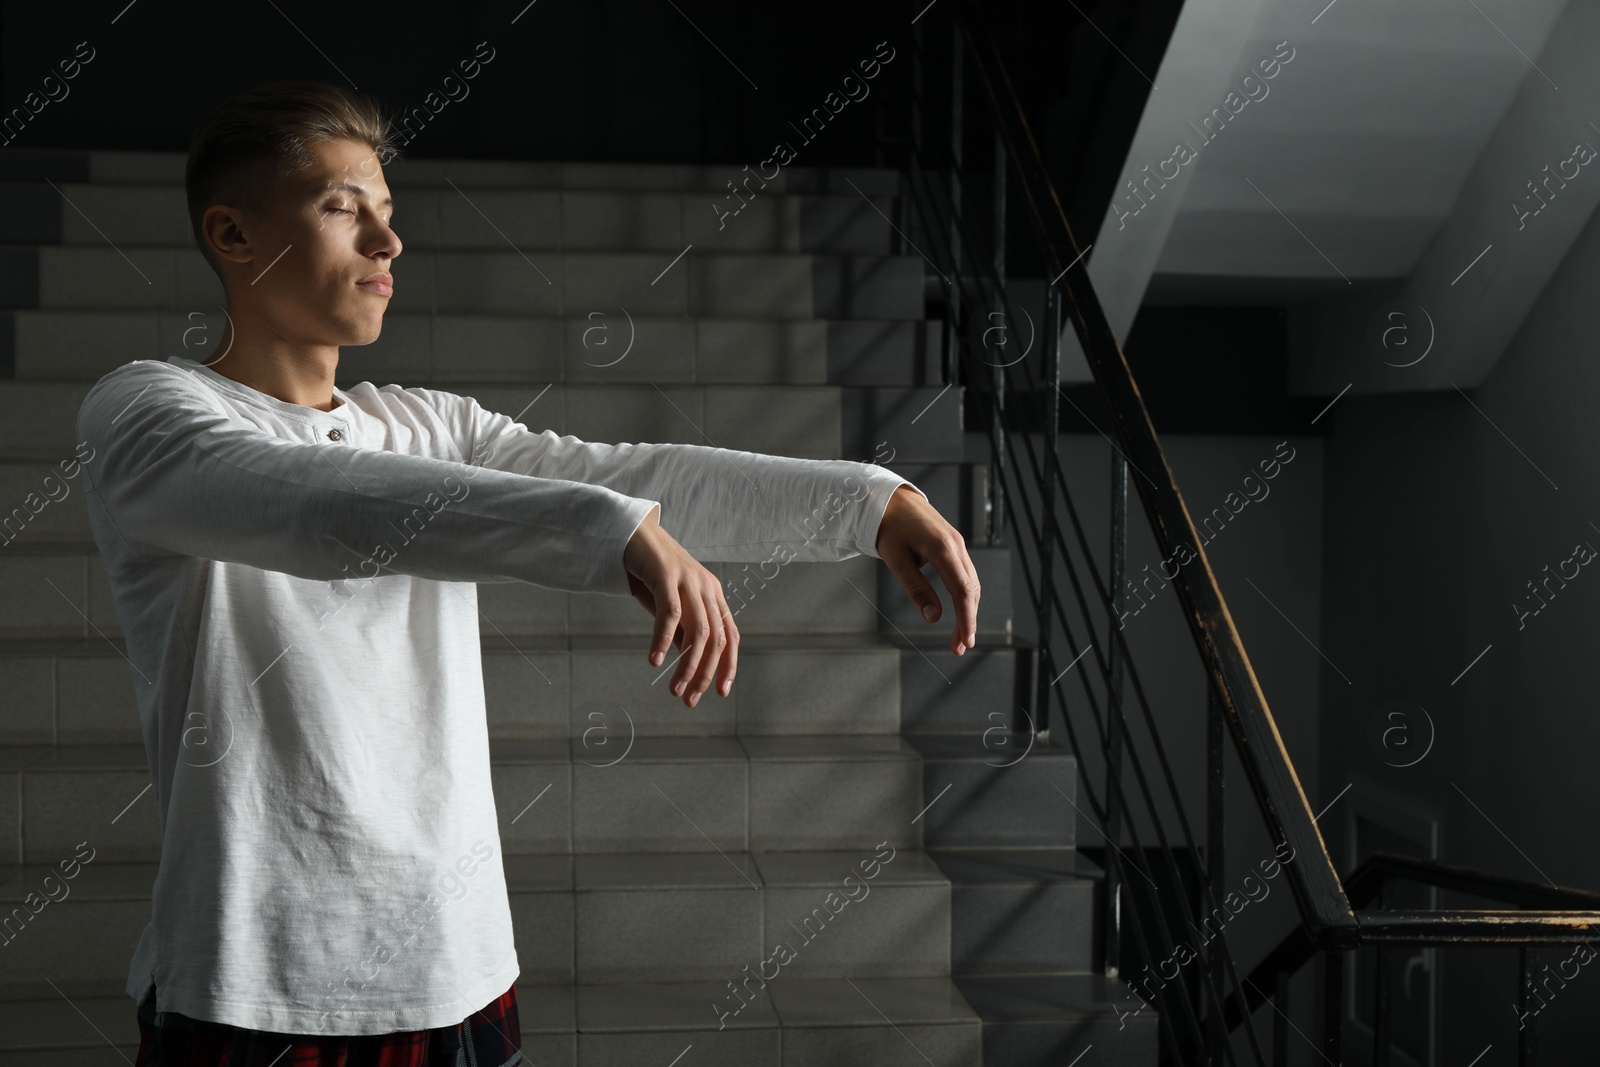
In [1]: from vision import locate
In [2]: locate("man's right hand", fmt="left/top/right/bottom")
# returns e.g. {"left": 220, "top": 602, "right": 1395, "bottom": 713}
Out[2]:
{"left": 622, "top": 505, "right": 739, "bottom": 709}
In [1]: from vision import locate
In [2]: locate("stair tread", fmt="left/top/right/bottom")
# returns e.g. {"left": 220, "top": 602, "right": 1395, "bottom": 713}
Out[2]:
{"left": 954, "top": 973, "right": 1155, "bottom": 1023}
{"left": 0, "top": 973, "right": 1144, "bottom": 1051}
{"left": 927, "top": 847, "right": 1103, "bottom": 885}
{"left": 0, "top": 733, "right": 927, "bottom": 772}
{"left": 906, "top": 733, "right": 1076, "bottom": 763}
{"left": 1, "top": 845, "right": 998, "bottom": 900}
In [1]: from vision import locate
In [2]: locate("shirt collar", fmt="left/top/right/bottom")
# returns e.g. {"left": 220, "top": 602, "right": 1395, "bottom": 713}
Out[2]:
{"left": 167, "top": 355, "right": 357, "bottom": 421}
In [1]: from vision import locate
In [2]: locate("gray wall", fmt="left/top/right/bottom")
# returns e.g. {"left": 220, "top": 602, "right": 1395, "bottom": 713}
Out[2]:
{"left": 1317, "top": 163, "right": 1600, "bottom": 1059}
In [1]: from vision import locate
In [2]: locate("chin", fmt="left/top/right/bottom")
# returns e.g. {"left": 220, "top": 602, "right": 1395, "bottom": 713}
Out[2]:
{"left": 336, "top": 315, "right": 386, "bottom": 346}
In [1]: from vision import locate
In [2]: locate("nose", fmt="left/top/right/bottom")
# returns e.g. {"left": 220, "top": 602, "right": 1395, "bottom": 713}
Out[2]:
{"left": 368, "top": 215, "right": 402, "bottom": 262}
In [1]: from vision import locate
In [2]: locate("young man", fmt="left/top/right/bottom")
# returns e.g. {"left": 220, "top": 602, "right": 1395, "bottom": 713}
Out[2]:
{"left": 78, "top": 81, "right": 980, "bottom": 1062}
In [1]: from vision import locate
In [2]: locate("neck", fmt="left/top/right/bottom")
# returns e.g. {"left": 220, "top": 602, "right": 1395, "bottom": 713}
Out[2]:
{"left": 203, "top": 311, "right": 343, "bottom": 411}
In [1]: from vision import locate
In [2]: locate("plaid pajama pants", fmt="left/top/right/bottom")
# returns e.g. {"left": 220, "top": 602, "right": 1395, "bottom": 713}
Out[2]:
{"left": 134, "top": 982, "right": 522, "bottom": 1066}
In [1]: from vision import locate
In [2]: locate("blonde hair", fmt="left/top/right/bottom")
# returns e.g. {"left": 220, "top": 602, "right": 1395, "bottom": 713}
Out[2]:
{"left": 185, "top": 80, "right": 399, "bottom": 276}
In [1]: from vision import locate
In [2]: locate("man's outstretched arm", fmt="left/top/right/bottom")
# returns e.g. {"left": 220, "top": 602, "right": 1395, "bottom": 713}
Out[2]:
{"left": 446, "top": 393, "right": 916, "bottom": 562}
{"left": 439, "top": 391, "right": 981, "bottom": 657}
{"left": 77, "top": 361, "right": 661, "bottom": 596}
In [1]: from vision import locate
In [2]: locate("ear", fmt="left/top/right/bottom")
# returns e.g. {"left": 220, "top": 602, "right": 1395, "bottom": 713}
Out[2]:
{"left": 202, "top": 203, "right": 255, "bottom": 267}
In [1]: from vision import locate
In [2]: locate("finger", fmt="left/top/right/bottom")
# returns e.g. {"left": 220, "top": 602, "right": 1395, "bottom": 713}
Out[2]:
{"left": 650, "top": 585, "right": 682, "bottom": 668}
{"left": 715, "top": 596, "right": 740, "bottom": 698}
{"left": 671, "top": 590, "right": 713, "bottom": 705}
{"left": 932, "top": 536, "right": 975, "bottom": 641}
{"left": 929, "top": 536, "right": 980, "bottom": 654}
{"left": 881, "top": 541, "right": 944, "bottom": 627}
{"left": 686, "top": 586, "right": 728, "bottom": 707}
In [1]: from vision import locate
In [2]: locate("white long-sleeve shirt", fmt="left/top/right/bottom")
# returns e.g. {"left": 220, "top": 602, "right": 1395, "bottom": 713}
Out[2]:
{"left": 77, "top": 354, "right": 922, "bottom": 1035}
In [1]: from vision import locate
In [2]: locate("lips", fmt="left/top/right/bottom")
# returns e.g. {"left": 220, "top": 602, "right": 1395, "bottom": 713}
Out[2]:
{"left": 357, "top": 272, "right": 393, "bottom": 297}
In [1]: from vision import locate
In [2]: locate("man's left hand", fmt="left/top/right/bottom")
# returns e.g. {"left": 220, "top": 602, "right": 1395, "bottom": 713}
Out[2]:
{"left": 875, "top": 485, "right": 981, "bottom": 656}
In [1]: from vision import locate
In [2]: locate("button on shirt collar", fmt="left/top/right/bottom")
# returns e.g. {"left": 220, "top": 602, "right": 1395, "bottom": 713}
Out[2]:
{"left": 175, "top": 356, "right": 360, "bottom": 446}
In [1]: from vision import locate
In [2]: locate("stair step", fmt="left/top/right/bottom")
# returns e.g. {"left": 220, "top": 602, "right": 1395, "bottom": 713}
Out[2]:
{"left": 0, "top": 183, "right": 902, "bottom": 256}
{"left": 0, "top": 848, "right": 963, "bottom": 990}
{"left": 0, "top": 632, "right": 1023, "bottom": 747}
{"left": 0, "top": 538, "right": 1012, "bottom": 647}
{"left": 500, "top": 734, "right": 927, "bottom": 855}
{"left": 0, "top": 850, "right": 1106, "bottom": 993}
{"left": 0, "top": 973, "right": 1149, "bottom": 1064}
{"left": 0, "top": 735, "right": 932, "bottom": 861}
{"left": 956, "top": 974, "right": 1159, "bottom": 1065}
{"left": 0, "top": 974, "right": 986, "bottom": 1064}
{"left": 9, "top": 311, "right": 942, "bottom": 386}
{"left": 0, "top": 983, "right": 139, "bottom": 1061}
{"left": 0, "top": 549, "right": 1011, "bottom": 642}
{"left": 3, "top": 247, "right": 925, "bottom": 320}
{"left": 564, "top": 849, "right": 950, "bottom": 984}
{"left": 900, "top": 638, "right": 1029, "bottom": 735}
{"left": 930, "top": 848, "right": 1102, "bottom": 974}
{"left": 909, "top": 735, "right": 1079, "bottom": 849}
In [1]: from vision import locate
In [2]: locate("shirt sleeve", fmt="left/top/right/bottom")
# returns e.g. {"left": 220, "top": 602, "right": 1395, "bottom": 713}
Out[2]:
{"left": 76, "top": 361, "right": 661, "bottom": 596}
{"left": 435, "top": 389, "right": 929, "bottom": 564}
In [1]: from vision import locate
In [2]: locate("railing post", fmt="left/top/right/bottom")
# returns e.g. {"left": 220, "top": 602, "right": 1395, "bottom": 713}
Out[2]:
{"left": 1324, "top": 949, "right": 1344, "bottom": 1063}
{"left": 1102, "top": 448, "right": 1128, "bottom": 980}
{"left": 988, "top": 123, "right": 1007, "bottom": 546}
{"left": 1205, "top": 683, "right": 1224, "bottom": 1061}
{"left": 1032, "top": 279, "right": 1062, "bottom": 806}
{"left": 1519, "top": 946, "right": 1539, "bottom": 1066}
{"left": 945, "top": 19, "right": 964, "bottom": 387}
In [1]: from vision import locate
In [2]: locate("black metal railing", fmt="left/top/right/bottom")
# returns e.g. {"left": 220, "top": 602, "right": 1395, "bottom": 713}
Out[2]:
{"left": 876, "top": 1, "right": 1600, "bottom": 1063}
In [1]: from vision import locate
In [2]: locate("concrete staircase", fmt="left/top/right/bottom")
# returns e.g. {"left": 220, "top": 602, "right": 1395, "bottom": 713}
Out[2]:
{"left": 0, "top": 151, "right": 1157, "bottom": 1065}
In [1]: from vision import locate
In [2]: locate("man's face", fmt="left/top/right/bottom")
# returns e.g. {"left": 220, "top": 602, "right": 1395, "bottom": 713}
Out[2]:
{"left": 227, "top": 137, "right": 401, "bottom": 347}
